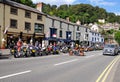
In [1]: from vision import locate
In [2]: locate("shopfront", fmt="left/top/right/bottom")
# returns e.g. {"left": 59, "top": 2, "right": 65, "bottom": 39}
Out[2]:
{"left": 6, "top": 32, "right": 45, "bottom": 48}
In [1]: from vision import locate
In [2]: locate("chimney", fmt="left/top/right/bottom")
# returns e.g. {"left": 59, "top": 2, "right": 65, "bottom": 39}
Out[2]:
{"left": 36, "top": 2, "right": 43, "bottom": 12}
{"left": 76, "top": 20, "right": 81, "bottom": 25}
{"left": 66, "top": 17, "right": 70, "bottom": 22}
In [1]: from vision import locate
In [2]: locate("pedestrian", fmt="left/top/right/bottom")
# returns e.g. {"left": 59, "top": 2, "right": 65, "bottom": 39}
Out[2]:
{"left": 35, "top": 41, "right": 39, "bottom": 47}
{"left": 23, "top": 41, "right": 27, "bottom": 46}
{"left": 17, "top": 39, "right": 23, "bottom": 52}
{"left": 10, "top": 41, "right": 15, "bottom": 49}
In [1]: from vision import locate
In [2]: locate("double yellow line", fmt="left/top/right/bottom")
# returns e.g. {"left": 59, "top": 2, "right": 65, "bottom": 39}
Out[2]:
{"left": 96, "top": 55, "right": 120, "bottom": 82}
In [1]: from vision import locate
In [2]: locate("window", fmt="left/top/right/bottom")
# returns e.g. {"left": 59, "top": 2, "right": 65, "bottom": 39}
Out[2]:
{"left": 10, "top": 19, "right": 17, "bottom": 28}
{"left": 98, "top": 34, "right": 99, "bottom": 36}
{"left": 97, "top": 38, "right": 99, "bottom": 42}
{"left": 50, "top": 28, "right": 57, "bottom": 37}
{"left": 35, "top": 23, "right": 44, "bottom": 33}
{"left": 95, "top": 38, "right": 96, "bottom": 41}
{"left": 92, "top": 37, "right": 94, "bottom": 41}
{"left": 25, "top": 11, "right": 31, "bottom": 18}
{"left": 66, "top": 31, "right": 71, "bottom": 39}
{"left": 10, "top": 7, "right": 18, "bottom": 15}
{"left": 37, "top": 14, "right": 42, "bottom": 20}
{"left": 59, "top": 30, "right": 62, "bottom": 37}
{"left": 60, "top": 21, "right": 62, "bottom": 29}
{"left": 77, "top": 26, "right": 79, "bottom": 31}
{"left": 76, "top": 33, "right": 81, "bottom": 40}
{"left": 85, "top": 34, "right": 88, "bottom": 40}
{"left": 95, "top": 33, "right": 96, "bottom": 36}
{"left": 25, "top": 22, "right": 31, "bottom": 30}
{"left": 86, "top": 28, "right": 88, "bottom": 32}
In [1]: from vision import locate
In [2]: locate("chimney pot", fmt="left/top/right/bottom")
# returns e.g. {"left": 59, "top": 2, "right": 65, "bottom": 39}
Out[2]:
{"left": 36, "top": 2, "right": 43, "bottom": 12}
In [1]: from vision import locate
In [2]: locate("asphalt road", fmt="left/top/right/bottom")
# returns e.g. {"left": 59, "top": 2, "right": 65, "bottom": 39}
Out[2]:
{"left": 0, "top": 51, "right": 119, "bottom": 82}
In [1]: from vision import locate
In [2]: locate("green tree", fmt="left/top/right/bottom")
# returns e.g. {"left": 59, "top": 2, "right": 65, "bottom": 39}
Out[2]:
{"left": 11, "top": 0, "right": 120, "bottom": 24}
{"left": 115, "top": 31, "right": 120, "bottom": 45}
{"left": 11, "top": 0, "right": 36, "bottom": 8}
{"left": 106, "top": 29, "right": 114, "bottom": 34}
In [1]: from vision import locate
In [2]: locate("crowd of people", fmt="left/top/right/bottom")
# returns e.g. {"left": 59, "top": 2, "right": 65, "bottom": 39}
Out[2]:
{"left": 1, "top": 37, "right": 87, "bottom": 57}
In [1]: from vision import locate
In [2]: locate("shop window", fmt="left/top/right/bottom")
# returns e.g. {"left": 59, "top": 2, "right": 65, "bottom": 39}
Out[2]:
{"left": 37, "top": 14, "right": 42, "bottom": 20}
{"left": 66, "top": 31, "right": 71, "bottom": 39}
{"left": 25, "top": 22, "right": 31, "bottom": 30}
{"left": 50, "top": 28, "right": 57, "bottom": 38}
{"left": 10, "top": 19, "right": 17, "bottom": 28}
{"left": 35, "top": 23, "right": 44, "bottom": 33}
{"left": 25, "top": 11, "right": 31, "bottom": 18}
{"left": 10, "top": 7, "right": 18, "bottom": 15}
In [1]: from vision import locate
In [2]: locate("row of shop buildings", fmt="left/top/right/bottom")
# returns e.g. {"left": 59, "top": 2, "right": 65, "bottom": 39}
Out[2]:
{"left": 0, "top": 0, "right": 104, "bottom": 48}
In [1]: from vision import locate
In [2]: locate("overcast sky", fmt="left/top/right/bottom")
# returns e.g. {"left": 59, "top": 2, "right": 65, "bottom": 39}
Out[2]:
{"left": 32, "top": 0, "right": 120, "bottom": 15}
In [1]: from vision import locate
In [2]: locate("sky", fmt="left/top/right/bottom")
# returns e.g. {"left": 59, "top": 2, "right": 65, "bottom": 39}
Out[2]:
{"left": 32, "top": 0, "right": 120, "bottom": 15}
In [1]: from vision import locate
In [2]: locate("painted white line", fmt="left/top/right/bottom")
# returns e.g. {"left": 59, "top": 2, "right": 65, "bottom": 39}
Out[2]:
{"left": 54, "top": 59, "right": 78, "bottom": 66}
{"left": 0, "top": 70, "right": 31, "bottom": 80}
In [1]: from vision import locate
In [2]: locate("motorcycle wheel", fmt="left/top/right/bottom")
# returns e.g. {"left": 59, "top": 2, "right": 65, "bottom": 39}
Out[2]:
{"left": 14, "top": 53, "right": 19, "bottom": 58}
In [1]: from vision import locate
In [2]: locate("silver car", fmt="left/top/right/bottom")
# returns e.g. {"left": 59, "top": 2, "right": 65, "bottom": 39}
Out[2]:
{"left": 103, "top": 44, "right": 119, "bottom": 56}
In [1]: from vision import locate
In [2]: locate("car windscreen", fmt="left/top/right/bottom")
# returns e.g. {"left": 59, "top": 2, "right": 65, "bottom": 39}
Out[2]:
{"left": 104, "top": 44, "right": 115, "bottom": 48}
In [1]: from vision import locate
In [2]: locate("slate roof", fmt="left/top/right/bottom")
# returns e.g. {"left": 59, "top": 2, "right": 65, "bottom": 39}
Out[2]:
{"left": 0, "top": 0, "right": 46, "bottom": 15}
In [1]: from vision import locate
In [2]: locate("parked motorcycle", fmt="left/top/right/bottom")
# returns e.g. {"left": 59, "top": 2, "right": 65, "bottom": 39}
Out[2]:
{"left": 11, "top": 46, "right": 23, "bottom": 58}
{"left": 41, "top": 46, "right": 48, "bottom": 56}
{"left": 73, "top": 49, "right": 80, "bottom": 56}
{"left": 52, "top": 46, "right": 59, "bottom": 55}
{"left": 27, "top": 45, "right": 37, "bottom": 57}
{"left": 21, "top": 46, "right": 29, "bottom": 57}
{"left": 60, "top": 46, "right": 68, "bottom": 53}
{"left": 47, "top": 45, "right": 53, "bottom": 55}
{"left": 10, "top": 46, "right": 19, "bottom": 58}
{"left": 35, "top": 46, "right": 41, "bottom": 56}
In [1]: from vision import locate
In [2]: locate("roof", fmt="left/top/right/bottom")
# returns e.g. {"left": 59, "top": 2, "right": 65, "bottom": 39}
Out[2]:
{"left": 0, "top": 0, "right": 46, "bottom": 15}
{"left": 46, "top": 15, "right": 76, "bottom": 25}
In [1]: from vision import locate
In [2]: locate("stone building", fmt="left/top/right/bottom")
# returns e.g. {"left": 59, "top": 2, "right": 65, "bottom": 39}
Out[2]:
{"left": 0, "top": 0, "right": 46, "bottom": 48}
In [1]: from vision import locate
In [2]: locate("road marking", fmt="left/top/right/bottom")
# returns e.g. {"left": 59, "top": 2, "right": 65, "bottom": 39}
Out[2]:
{"left": 101, "top": 55, "right": 120, "bottom": 82}
{"left": 0, "top": 70, "right": 31, "bottom": 80}
{"left": 54, "top": 59, "right": 78, "bottom": 66}
{"left": 96, "top": 55, "right": 120, "bottom": 82}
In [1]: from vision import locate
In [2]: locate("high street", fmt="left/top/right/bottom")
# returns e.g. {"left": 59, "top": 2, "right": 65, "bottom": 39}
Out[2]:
{"left": 0, "top": 51, "right": 119, "bottom": 82}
